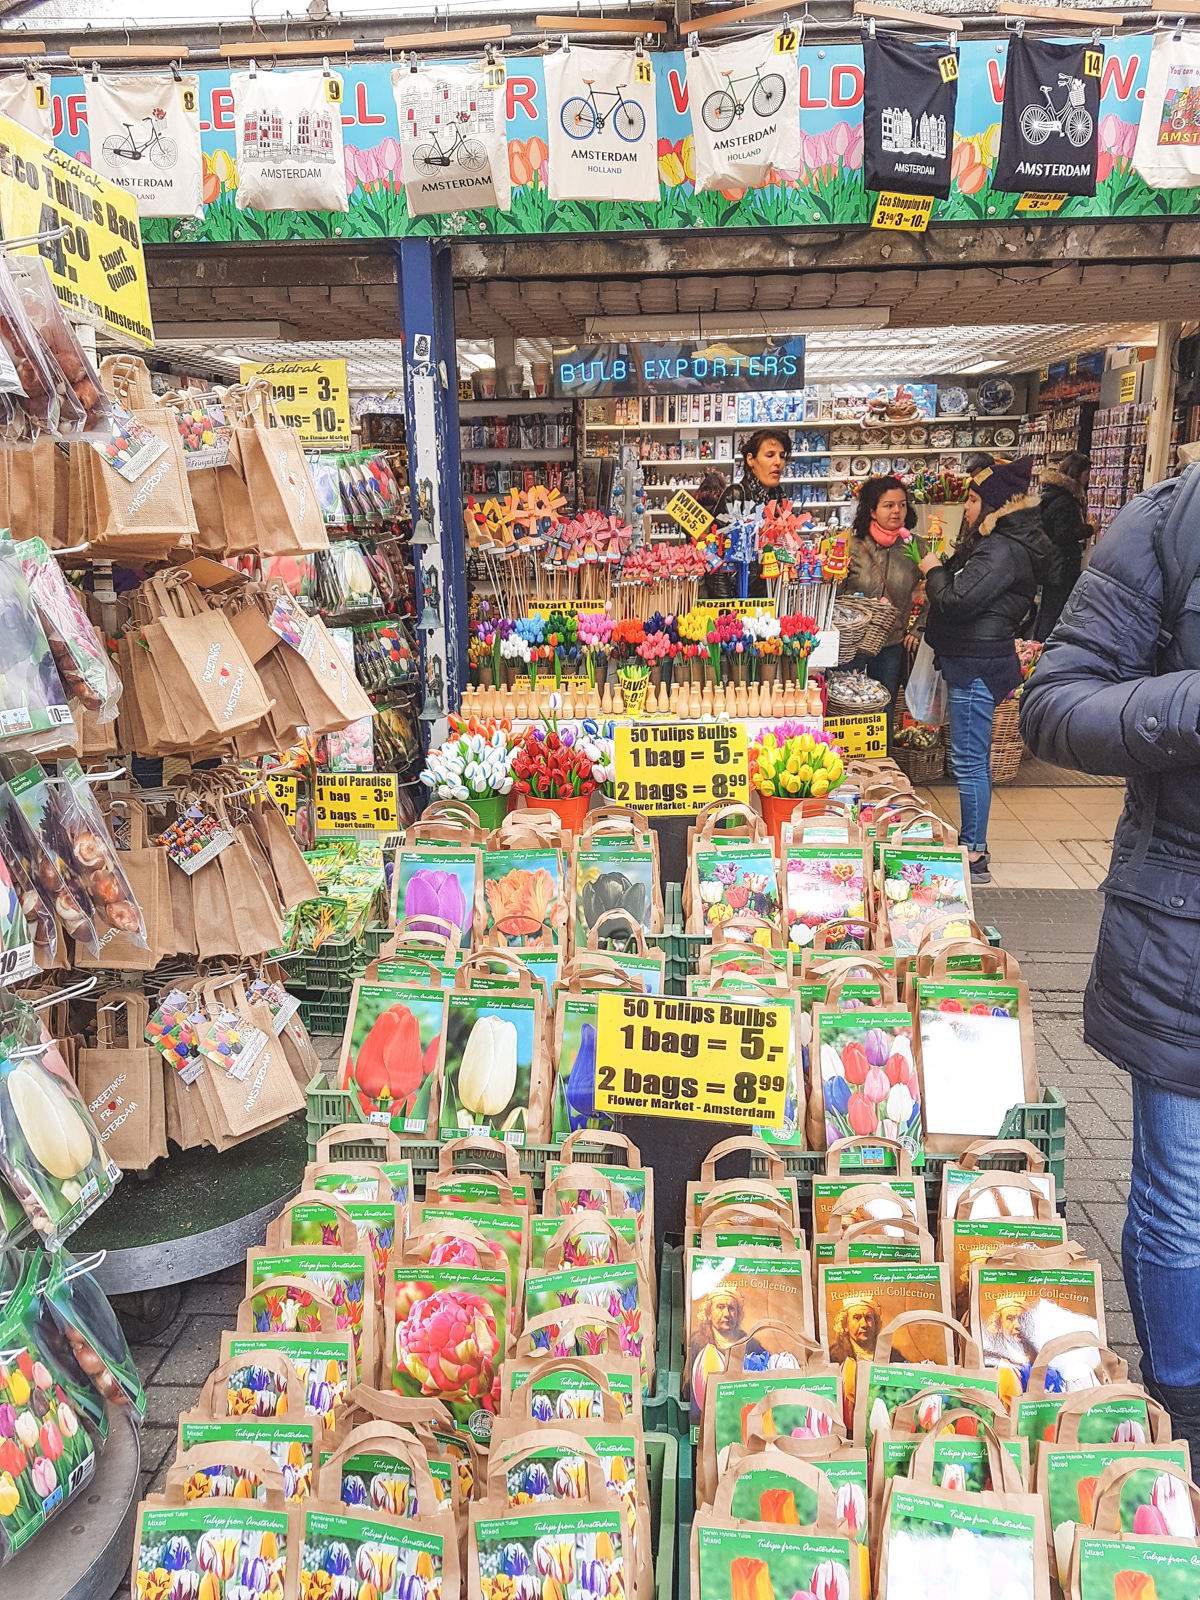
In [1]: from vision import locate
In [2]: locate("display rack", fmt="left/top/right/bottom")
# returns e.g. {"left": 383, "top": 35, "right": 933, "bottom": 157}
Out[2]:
{"left": 460, "top": 396, "right": 579, "bottom": 508}
{"left": 1088, "top": 402, "right": 1150, "bottom": 533}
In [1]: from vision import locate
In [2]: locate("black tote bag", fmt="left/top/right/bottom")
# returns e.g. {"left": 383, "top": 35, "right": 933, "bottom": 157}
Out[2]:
{"left": 992, "top": 34, "right": 1103, "bottom": 196}
{"left": 862, "top": 30, "right": 960, "bottom": 200}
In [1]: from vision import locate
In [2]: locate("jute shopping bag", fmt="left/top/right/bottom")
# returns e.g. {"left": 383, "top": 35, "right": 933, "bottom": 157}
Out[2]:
{"left": 77, "top": 989, "right": 166, "bottom": 1170}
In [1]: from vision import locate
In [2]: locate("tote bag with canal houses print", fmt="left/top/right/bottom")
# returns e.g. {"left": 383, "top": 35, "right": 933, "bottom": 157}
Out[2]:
{"left": 232, "top": 65, "right": 348, "bottom": 213}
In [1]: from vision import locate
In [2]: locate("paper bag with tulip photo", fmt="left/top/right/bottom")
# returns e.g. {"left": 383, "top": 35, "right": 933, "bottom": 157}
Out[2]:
{"left": 783, "top": 842, "right": 873, "bottom": 953}
{"left": 220, "top": 1329, "right": 355, "bottom": 1436}
{"left": 524, "top": 1257, "right": 654, "bottom": 1396}
{"left": 383, "top": 1256, "right": 508, "bottom": 1433}
{"left": 722, "top": 1427, "right": 869, "bottom": 1581}
{"left": 131, "top": 1479, "right": 298, "bottom": 1600}
{"left": 684, "top": 1246, "right": 814, "bottom": 1427}
{"left": 176, "top": 1411, "right": 320, "bottom": 1502}
{"left": 245, "top": 1250, "right": 376, "bottom": 1387}
{"left": 971, "top": 1244, "right": 1105, "bottom": 1385}
{"left": 1012, "top": 1334, "right": 1142, "bottom": 1448}
{"left": 392, "top": 846, "right": 480, "bottom": 947}
{"left": 572, "top": 847, "right": 663, "bottom": 955}
{"left": 440, "top": 976, "right": 551, "bottom": 1145}
{"left": 852, "top": 1311, "right": 993, "bottom": 1452}
{"left": 1039, "top": 1436, "right": 1189, "bottom": 1582}
{"left": 914, "top": 977, "right": 1040, "bottom": 1151}
{"left": 1067, "top": 1458, "right": 1200, "bottom": 1600}
{"left": 295, "top": 1499, "right": 458, "bottom": 1600}
{"left": 819, "top": 1259, "right": 951, "bottom": 1370}
{"left": 699, "top": 1370, "right": 841, "bottom": 1504}
{"left": 502, "top": 1352, "right": 642, "bottom": 1428}
{"left": 479, "top": 847, "right": 568, "bottom": 949}
{"left": 948, "top": 1212, "right": 1065, "bottom": 1321}
{"left": 687, "top": 844, "right": 783, "bottom": 940}
{"left": 338, "top": 978, "right": 447, "bottom": 1139}
{"left": 811, "top": 1005, "right": 923, "bottom": 1156}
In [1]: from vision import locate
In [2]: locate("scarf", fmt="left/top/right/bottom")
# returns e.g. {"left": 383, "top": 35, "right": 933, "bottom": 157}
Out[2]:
{"left": 869, "top": 520, "right": 902, "bottom": 548}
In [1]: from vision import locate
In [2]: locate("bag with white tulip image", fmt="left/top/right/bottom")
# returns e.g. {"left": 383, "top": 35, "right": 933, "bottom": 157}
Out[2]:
{"left": 691, "top": 1447, "right": 864, "bottom": 1600}
{"left": 441, "top": 956, "right": 552, "bottom": 1145}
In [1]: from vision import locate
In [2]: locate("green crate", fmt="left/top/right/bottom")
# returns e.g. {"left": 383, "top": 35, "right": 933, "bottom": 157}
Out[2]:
{"left": 645, "top": 1243, "right": 687, "bottom": 1437}
{"left": 305, "top": 939, "right": 364, "bottom": 988}
{"left": 645, "top": 1433, "right": 677, "bottom": 1600}
{"left": 363, "top": 922, "right": 393, "bottom": 959}
{"left": 676, "top": 1423, "right": 695, "bottom": 1600}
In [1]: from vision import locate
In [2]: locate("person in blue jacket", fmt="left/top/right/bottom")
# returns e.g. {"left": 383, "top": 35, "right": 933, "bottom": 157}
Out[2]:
{"left": 1019, "top": 462, "right": 1200, "bottom": 1455}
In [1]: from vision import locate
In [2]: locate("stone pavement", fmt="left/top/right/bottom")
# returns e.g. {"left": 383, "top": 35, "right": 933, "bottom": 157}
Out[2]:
{"left": 109, "top": 884, "right": 1137, "bottom": 1590}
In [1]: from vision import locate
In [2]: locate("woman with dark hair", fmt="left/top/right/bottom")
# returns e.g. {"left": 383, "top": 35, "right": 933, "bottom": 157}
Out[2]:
{"left": 708, "top": 428, "right": 792, "bottom": 598}
{"left": 1033, "top": 450, "right": 1092, "bottom": 642}
{"left": 840, "top": 475, "right": 922, "bottom": 738}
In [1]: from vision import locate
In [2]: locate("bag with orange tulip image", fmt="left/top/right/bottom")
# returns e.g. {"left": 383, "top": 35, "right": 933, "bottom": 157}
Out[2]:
{"left": 1067, "top": 1458, "right": 1200, "bottom": 1600}
{"left": 690, "top": 1447, "right": 863, "bottom": 1600}
{"left": 467, "top": 1429, "right": 638, "bottom": 1600}
{"left": 876, "top": 1412, "right": 1051, "bottom": 1600}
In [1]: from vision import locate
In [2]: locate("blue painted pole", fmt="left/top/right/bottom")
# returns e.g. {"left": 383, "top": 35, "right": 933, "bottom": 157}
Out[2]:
{"left": 398, "top": 238, "right": 467, "bottom": 735}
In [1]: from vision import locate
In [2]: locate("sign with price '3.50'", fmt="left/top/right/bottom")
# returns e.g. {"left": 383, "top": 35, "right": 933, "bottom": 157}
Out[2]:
{"left": 593, "top": 993, "right": 790, "bottom": 1127}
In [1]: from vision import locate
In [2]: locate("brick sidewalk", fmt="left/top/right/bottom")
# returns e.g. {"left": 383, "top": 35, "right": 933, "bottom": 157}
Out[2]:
{"left": 117, "top": 887, "right": 1138, "bottom": 1515}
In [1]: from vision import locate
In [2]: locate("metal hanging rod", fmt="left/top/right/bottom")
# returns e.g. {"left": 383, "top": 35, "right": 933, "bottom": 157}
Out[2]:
{"left": 0, "top": 223, "right": 70, "bottom": 255}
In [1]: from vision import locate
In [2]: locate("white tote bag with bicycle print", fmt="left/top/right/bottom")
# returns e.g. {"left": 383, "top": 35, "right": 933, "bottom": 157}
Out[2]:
{"left": 392, "top": 60, "right": 510, "bottom": 218}
{"left": 85, "top": 72, "right": 204, "bottom": 217}
{"left": 231, "top": 66, "right": 348, "bottom": 213}
{"left": 687, "top": 31, "right": 801, "bottom": 193}
{"left": 1133, "top": 30, "right": 1200, "bottom": 188}
{"left": 545, "top": 45, "right": 659, "bottom": 202}
{"left": 0, "top": 73, "right": 53, "bottom": 141}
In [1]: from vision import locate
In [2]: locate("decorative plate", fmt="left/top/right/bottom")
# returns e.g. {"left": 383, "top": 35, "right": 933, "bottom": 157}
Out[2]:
{"left": 833, "top": 427, "right": 857, "bottom": 448}
{"left": 871, "top": 457, "right": 892, "bottom": 475}
{"left": 908, "top": 456, "right": 927, "bottom": 473}
{"left": 930, "top": 427, "right": 955, "bottom": 449}
{"left": 908, "top": 426, "right": 928, "bottom": 446}
{"left": 974, "top": 427, "right": 994, "bottom": 447}
{"left": 993, "top": 426, "right": 1017, "bottom": 448}
{"left": 827, "top": 482, "right": 847, "bottom": 502}
{"left": 850, "top": 455, "right": 872, "bottom": 476}
{"left": 941, "top": 455, "right": 962, "bottom": 473}
{"left": 862, "top": 428, "right": 886, "bottom": 447}
{"left": 831, "top": 455, "right": 852, "bottom": 476}
{"left": 890, "top": 428, "right": 908, "bottom": 446}
{"left": 940, "top": 387, "right": 970, "bottom": 416}
{"left": 892, "top": 457, "right": 909, "bottom": 473}
{"left": 955, "top": 429, "right": 975, "bottom": 448}
{"left": 977, "top": 376, "right": 1017, "bottom": 415}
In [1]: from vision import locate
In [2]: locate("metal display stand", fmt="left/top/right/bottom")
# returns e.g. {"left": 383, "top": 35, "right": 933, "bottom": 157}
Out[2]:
{"left": 4, "top": 1405, "right": 140, "bottom": 1600}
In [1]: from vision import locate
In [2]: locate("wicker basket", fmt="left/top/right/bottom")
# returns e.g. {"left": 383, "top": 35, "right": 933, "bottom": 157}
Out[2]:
{"left": 824, "top": 671, "right": 892, "bottom": 719}
{"left": 991, "top": 697, "right": 1024, "bottom": 785}
{"left": 833, "top": 603, "right": 867, "bottom": 665}
{"left": 856, "top": 596, "right": 899, "bottom": 657}
{"left": 893, "top": 738, "right": 946, "bottom": 784}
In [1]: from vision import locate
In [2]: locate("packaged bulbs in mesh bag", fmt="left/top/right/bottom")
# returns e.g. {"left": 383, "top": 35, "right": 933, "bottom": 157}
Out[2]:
{"left": 0, "top": 544, "right": 73, "bottom": 756}
{"left": 15, "top": 539, "right": 121, "bottom": 719}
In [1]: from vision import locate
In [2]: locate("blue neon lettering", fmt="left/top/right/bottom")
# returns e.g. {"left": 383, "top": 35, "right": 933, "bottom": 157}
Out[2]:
{"left": 614, "top": 359, "right": 628, "bottom": 381}
{"left": 749, "top": 357, "right": 762, "bottom": 376}
{"left": 764, "top": 355, "right": 778, "bottom": 376}
{"left": 782, "top": 356, "right": 798, "bottom": 376}
{"left": 560, "top": 363, "right": 576, "bottom": 385}
{"left": 693, "top": 358, "right": 708, "bottom": 377}
{"left": 642, "top": 361, "right": 655, "bottom": 381}
{"left": 658, "top": 360, "right": 671, "bottom": 379}
{"left": 714, "top": 359, "right": 727, "bottom": 377}
{"left": 675, "top": 359, "right": 689, "bottom": 379}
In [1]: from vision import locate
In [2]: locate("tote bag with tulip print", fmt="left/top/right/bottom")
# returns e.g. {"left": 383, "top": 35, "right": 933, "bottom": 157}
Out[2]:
{"left": 440, "top": 990, "right": 543, "bottom": 1144}
{"left": 687, "top": 30, "right": 802, "bottom": 194}
{"left": 392, "top": 59, "right": 511, "bottom": 218}
{"left": 1134, "top": 30, "right": 1200, "bottom": 188}
{"left": 544, "top": 45, "right": 659, "bottom": 202}
{"left": 85, "top": 72, "right": 204, "bottom": 217}
{"left": 231, "top": 66, "right": 349, "bottom": 213}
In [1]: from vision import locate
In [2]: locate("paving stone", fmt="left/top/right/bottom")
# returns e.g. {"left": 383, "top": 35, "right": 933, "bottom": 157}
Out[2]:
{"left": 180, "top": 1278, "right": 243, "bottom": 1317}
{"left": 151, "top": 1317, "right": 239, "bottom": 1387}
{"left": 145, "top": 1385, "right": 203, "bottom": 1431}
{"left": 129, "top": 1343, "right": 169, "bottom": 1384}
{"left": 137, "top": 1426, "right": 179, "bottom": 1480}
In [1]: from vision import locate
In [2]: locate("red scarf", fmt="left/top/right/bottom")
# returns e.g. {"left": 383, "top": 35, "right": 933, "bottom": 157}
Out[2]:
{"left": 869, "top": 520, "right": 902, "bottom": 548}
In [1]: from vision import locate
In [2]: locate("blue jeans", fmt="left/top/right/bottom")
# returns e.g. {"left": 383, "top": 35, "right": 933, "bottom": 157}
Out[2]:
{"left": 1124, "top": 1076, "right": 1200, "bottom": 1386}
{"left": 945, "top": 678, "right": 996, "bottom": 851}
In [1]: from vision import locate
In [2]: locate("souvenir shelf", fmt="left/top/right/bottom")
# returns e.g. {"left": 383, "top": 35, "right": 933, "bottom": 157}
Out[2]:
{"left": 1088, "top": 402, "right": 1150, "bottom": 533}
{"left": 460, "top": 396, "right": 580, "bottom": 509}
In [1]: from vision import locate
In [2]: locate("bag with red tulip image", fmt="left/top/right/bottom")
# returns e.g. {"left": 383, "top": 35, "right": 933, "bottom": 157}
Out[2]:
{"left": 338, "top": 977, "right": 446, "bottom": 1140}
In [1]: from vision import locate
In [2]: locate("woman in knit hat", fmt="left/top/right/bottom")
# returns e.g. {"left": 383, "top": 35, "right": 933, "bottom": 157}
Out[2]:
{"left": 918, "top": 457, "right": 1052, "bottom": 884}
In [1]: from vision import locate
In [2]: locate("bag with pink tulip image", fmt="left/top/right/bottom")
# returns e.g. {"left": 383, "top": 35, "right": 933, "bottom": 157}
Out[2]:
{"left": 1066, "top": 1457, "right": 1200, "bottom": 1600}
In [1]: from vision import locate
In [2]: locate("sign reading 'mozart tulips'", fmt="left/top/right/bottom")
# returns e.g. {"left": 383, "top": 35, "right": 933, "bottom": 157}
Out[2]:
{"left": 33, "top": 39, "right": 1188, "bottom": 241}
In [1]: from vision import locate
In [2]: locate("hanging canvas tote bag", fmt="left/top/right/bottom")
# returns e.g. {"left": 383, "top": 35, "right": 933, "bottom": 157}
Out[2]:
{"left": 687, "top": 29, "right": 802, "bottom": 193}
{"left": 231, "top": 65, "right": 349, "bottom": 213}
{"left": 992, "top": 34, "right": 1103, "bottom": 196}
{"left": 392, "top": 58, "right": 511, "bottom": 217}
{"left": 0, "top": 73, "right": 52, "bottom": 139}
{"left": 86, "top": 71, "right": 204, "bottom": 218}
{"left": 233, "top": 381, "right": 330, "bottom": 555}
{"left": 544, "top": 45, "right": 659, "bottom": 202}
{"left": 1133, "top": 29, "right": 1200, "bottom": 188}
{"left": 863, "top": 30, "right": 959, "bottom": 199}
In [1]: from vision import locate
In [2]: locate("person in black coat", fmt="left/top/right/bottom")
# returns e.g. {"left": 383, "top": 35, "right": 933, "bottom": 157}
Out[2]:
{"left": 1033, "top": 451, "right": 1092, "bottom": 642}
{"left": 918, "top": 455, "right": 1050, "bottom": 884}
{"left": 1019, "top": 462, "right": 1200, "bottom": 1458}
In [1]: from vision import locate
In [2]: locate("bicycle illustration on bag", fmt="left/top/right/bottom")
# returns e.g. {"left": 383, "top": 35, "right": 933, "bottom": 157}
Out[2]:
{"left": 102, "top": 109, "right": 178, "bottom": 170}
{"left": 1019, "top": 74, "right": 1093, "bottom": 146}
{"left": 411, "top": 121, "right": 489, "bottom": 178}
{"left": 561, "top": 80, "right": 647, "bottom": 142}
{"left": 702, "top": 62, "right": 787, "bottom": 132}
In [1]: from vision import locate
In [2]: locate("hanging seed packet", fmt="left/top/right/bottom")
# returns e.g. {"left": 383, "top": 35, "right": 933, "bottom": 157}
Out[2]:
{"left": 283, "top": 1199, "right": 397, "bottom": 1302}
{"left": 132, "top": 1503, "right": 290, "bottom": 1600}
{"left": 877, "top": 1432, "right": 1028, "bottom": 1495}
{"left": 814, "top": 1007, "right": 922, "bottom": 1156}
{"left": 1040, "top": 1443, "right": 1190, "bottom": 1555}
{"left": 441, "top": 990, "right": 545, "bottom": 1145}
{"left": 530, "top": 1214, "right": 638, "bottom": 1270}
{"left": 686, "top": 1252, "right": 814, "bottom": 1427}
{"left": 385, "top": 1263, "right": 507, "bottom": 1434}
{"left": 948, "top": 1219, "right": 1067, "bottom": 1322}
{"left": 574, "top": 850, "right": 656, "bottom": 947}
{"left": 882, "top": 1487, "right": 1043, "bottom": 1600}
{"left": 917, "top": 982, "right": 1039, "bottom": 1148}
{"left": 783, "top": 845, "right": 871, "bottom": 951}
{"left": 820, "top": 1263, "right": 951, "bottom": 1368}
{"left": 695, "top": 1520, "right": 858, "bottom": 1600}
{"left": 160, "top": 803, "right": 236, "bottom": 876}
{"left": 339, "top": 981, "right": 446, "bottom": 1136}
{"left": 973, "top": 1261, "right": 1105, "bottom": 1380}
{"left": 880, "top": 846, "right": 974, "bottom": 957}
{"left": 483, "top": 848, "right": 566, "bottom": 946}
{"left": 221, "top": 1333, "right": 354, "bottom": 1434}
{"left": 508, "top": 1365, "right": 638, "bottom": 1422}
{"left": 695, "top": 847, "right": 782, "bottom": 938}
{"left": 393, "top": 847, "right": 479, "bottom": 945}
{"left": 145, "top": 990, "right": 208, "bottom": 1085}
{"left": 195, "top": 1007, "right": 269, "bottom": 1084}
{"left": 247, "top": 1251, "right": 373, "bottom": 1382}
{"left": 525, "top": 1260, "right": 650, "bottom": 1393}
{"left": 177, "top": 1417, "right": 317, "bottom": 1502}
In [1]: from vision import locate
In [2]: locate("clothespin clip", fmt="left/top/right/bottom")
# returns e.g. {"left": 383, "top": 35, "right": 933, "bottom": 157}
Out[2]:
{"left": 249, "top": 57, "right": 258, "bottom": 78}
{"left": 689, "top": 29, "right": 699, "bottom": 54}
{"left": 90, "top": 59, "right": 99, "bottom": 82}
{"left": 868, "top": 17, "right": 876, "bottom": 36}
{"left": 322, "top": 54, "right": 331, "bottom": 77}
{"left": 561, "top": 33, "right": 570, "bottom": 53}
{"left": 171, "top": 58, "right": 182, "bottom": 80}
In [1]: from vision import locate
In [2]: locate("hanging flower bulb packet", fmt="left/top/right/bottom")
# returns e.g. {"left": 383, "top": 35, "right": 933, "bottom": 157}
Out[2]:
{"left": 440, "top": 957, "right": 552, "bottom": 1146}
{"left": 337, "top": 973, "right": 446, "bottom": 1139}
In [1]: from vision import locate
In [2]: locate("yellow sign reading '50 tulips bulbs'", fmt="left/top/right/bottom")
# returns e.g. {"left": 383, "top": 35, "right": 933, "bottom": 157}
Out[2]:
{"left": 750, "top": 730, "right": 845, "bottom": 800}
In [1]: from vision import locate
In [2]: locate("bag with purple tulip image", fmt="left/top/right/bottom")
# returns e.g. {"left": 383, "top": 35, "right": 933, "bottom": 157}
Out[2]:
{"left": 523, "top": 1251, "right": 656, "bottom": 1397}
{"left": 175, "top": 1405, "right": 320, "bottom": 1504}
{"left": 245, "top": 1248, "right": 378, "bottom": 1389}
{"left": 220, "top": 1326, "right": 357, "bottom": 1438}
{"left": 542, "top": 1163, "right": 650, "bottom": 1278}
{"left": 288, "top": 1493, "right": 459, "bottom": 1600}
{"left": 313, "top": 1420, "right": 463, "bottom": 1576}
{"left": 467, "top": 1429, "right": 638, "bottom": 1600}
{"left": 194, "top": 1348, "right": 308, "bottom": 1425}
{"left": 1066, "top": 1457, "right": 1200, "bottom": 1600}
{"left": 391, "top": 845, "right": 480, "bottom": 949}
{"left": 690, "top": 1448, "right": 864, "bottom": 1600}
{"left": 501, "top": 1349, "right": 644, "bottom": 1429}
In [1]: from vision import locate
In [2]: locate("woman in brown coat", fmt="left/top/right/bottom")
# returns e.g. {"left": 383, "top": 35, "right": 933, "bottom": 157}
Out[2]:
{"left": 840, "top": 475, "right": 922, "bottom": 741}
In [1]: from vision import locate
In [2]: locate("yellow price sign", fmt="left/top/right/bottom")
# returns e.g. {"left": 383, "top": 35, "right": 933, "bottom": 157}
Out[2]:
{"left": 1015, "top": 192, "right": 1067, "bottom": 213}
{"left": 1084, "top": 48, "right": 1103, "bottom": 76}
{"left": 774, "top": 25, "right": 799, "bottom": 52}
{"left": 664, "top": 488, "right": 714, "bottom": 538}
{"left": 0, "top": 113, "right": 154, "bottom": 347}
{"left": 266, "top": 775, "right": 297, "bottom": 825}
{"left": 1119, "top": 368, "right": 1137, "bottom": 404}
{"left": 634, "top": 56, "right": 653, "bottom": 84}
{"left": 315, "top": 773, "right": 399, "bottom": 832}
{"left": 871, "top": 192, "right": 934, "bottom": 233}
{"left": 240, "top": 358, "right": 351, "bottom": 449}
{"left": 613, "top": 722, "right": 748, "bottom": 815}
{"left": 689, "top": 599, "right": 777, "bottom": 620}
{"left": 593, "top": 991, "right": 790, "bottom": 1126}
{"left": 823, "top": 711, "right": 888, "bottom": 760}
{"left": 938, "top": 54, "right": 958, "bottom": 82}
